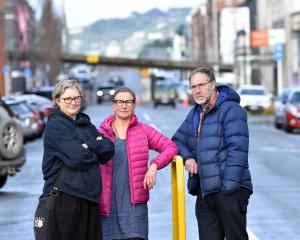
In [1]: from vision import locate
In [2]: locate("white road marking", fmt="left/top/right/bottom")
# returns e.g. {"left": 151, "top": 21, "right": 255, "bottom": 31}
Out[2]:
{"left": 150, "top": 124, "right": 161, "bottom": 133}
{"left": 142, "top": 113, "right": 151, "bottom": 121}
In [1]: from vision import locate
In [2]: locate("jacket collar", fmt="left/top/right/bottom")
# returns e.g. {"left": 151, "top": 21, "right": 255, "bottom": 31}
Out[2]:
{"left": 49, "top": 107, "right": 90, "bottom": 125}
{"left": 100, "top": 114, "right": 138, "bottom": 134}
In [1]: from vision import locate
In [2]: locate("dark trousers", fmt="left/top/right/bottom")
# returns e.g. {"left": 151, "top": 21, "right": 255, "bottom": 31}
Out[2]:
{"left": 48, "top": 192, "right": 101, "bottom": 240}
{"left": 195, "top": 188, "right": 251, "bottom": 240}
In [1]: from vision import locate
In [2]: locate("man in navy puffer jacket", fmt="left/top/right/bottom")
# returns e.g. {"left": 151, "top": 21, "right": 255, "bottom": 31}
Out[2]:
{"left": 172, "top": 67, "right": 252, "bottom": 240}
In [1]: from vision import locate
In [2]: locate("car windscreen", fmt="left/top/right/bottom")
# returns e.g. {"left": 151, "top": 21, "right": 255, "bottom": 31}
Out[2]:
{"left": 9, "top": 103, "right": 31, "bottom": 114}
{"left": 240, "top": 89, "right": 266, "bottom": 95}
{"left": 291, "top": 92, "right": 300, "bottom": 103}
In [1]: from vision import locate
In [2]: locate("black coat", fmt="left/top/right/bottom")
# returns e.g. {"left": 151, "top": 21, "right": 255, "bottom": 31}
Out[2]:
{"left": 42, "top": 108, "right": 114, "bottom": 203}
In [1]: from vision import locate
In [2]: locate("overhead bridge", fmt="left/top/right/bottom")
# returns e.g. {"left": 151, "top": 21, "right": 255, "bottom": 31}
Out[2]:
{"left": 62, "top": 53, "right": 233, "bottom": 72}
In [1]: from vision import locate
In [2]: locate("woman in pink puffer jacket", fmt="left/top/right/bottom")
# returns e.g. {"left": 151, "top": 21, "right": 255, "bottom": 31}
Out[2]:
{"left": 98, "top": 87, "right": 178, "bottom": 240}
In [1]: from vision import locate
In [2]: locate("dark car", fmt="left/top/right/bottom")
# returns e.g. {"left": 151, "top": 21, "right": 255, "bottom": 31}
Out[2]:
{"left": 153, "top": 81, "right": 177, "bottom": 108}
{"left": 26, "top": 86, "right": 54, "bottom": 100}
{"left": 108, "top": 75, "right": 124, "bottom": 87}
{"left": 26, "top": 85, "right": 87, "bottom": 110}
{"left": 3, "top": 97, "right": 40, "bottom": 139}
{"left": 96, "top": 85, "right": 116, "bottom": 104}
{"left": 14, "top": 94, "right": 53, "bottom": 120}
{"left": 0, "top": 97, "right": 26, "bottom": 188}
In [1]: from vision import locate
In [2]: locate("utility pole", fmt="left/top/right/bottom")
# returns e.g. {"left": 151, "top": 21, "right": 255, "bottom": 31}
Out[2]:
{"left": 0, "top": 0, "right": 6, "bottom": 96}
{"left": 39, "top": 0, "right": 63, "bottom": 85}
{"left": 212, "top": 0, "right": 219, "bottom": 64}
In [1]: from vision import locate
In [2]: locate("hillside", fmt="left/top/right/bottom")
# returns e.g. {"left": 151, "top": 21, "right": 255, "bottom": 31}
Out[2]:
{"left": 69, "top": 8, "right": 191, "bottom": 56}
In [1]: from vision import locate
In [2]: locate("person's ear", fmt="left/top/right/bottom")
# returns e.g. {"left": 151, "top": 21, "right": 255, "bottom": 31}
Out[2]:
{"left": 212, "top": 80, "right": 217, "bottom": 88}
{"left": 55, "top": 98, "right": 60, "bottom": 106}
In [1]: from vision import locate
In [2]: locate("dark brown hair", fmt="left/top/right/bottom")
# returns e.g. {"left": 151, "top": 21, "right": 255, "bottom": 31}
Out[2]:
{"left": 112, "top": 87, "right": 136, "bottom": 102}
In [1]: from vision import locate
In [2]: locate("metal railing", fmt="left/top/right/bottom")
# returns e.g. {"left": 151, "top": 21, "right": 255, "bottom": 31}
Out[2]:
{"left": 171, "top": 155, "right": 186, "bottom": 240}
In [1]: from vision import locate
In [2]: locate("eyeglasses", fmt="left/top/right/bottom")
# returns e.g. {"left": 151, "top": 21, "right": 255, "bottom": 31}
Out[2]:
{"left": 113, "top": 99, "right": 135, "bottom": 107}
{"left": 60, "top": 96, "right": 82, "bottom": 104}
{"left": 189, "top": 81, "right": 211, "bottom": 91}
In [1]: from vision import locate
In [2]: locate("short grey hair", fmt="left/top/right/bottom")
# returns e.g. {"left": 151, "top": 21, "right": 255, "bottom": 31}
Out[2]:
{"left": 188, "top": 67, "right": 215, "bottom": 83}
{"left": 52, "top": 79, "right": 83, "bottom": 107}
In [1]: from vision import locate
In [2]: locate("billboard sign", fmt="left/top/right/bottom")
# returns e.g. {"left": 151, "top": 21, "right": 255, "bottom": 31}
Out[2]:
{"left": 251, "top": 30, "right": 269, "bottom": 48}
{"left": 251, "top": 29, "right": 285, "bottom": 48}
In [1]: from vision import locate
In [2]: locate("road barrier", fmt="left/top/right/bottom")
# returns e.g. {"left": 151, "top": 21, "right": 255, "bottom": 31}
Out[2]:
{"left": 171, "top": 155, "right": 186, "bottom": 240}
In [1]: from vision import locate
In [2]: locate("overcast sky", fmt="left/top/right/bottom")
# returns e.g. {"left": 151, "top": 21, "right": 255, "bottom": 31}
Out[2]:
{"left": 29, "top": 0, "right": 203, "bottom": 28}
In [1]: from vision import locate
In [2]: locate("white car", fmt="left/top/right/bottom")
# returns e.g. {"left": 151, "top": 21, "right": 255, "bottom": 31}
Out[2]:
{"left": 237, "top": 85, "right": 273, "bottom": 113}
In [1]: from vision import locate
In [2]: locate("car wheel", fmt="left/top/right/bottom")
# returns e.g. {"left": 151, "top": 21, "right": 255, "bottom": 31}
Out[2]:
{"left": 0, "top": 119, "right": 24, "bottom": 159}
{"left": 0, "top": 175, "right": 7, "bottom": 188}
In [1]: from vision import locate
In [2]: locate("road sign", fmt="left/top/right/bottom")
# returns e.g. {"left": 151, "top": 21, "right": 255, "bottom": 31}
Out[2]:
{"left": 251, "top": 30, "right": 269, "bottom": 48}
{"left": 2, "top": 65, "right": 10, "bottom": 76}
{"left": 23, "top": 67, "right": 32, "bottom": 77}
{"left": 86, "top": 55, "right": 100, "bottom": 64}
{"left": 273, "top": 43, "right": 284, "bottom": 61}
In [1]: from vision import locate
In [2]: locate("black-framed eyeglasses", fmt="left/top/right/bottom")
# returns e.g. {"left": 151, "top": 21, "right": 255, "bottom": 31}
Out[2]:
{"left": 189, "top": 81, "right": 211, "bottom": 91}
{"left": 60, "top": 96, "right": 82, "bottom": 104}
{"left": 113, "top": 99, "right": 135, "bottom": 107}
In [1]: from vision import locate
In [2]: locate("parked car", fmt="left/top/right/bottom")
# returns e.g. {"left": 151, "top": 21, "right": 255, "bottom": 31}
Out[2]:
{"left": 25, "top": 86, "right": 54, "bottom": 100}
{"left": 274, "top": 87, "right": 300, "bottom": 133}
{"left": 0, "top": 97, "right": 25, "bottom": 188}
{"left": 153, "top": 81, "right": 177, "bottom": 108}
{"left": 96, "top": 85, "right": 116, "bottom": 103}
{"left": 238, "top": 85, "right": 273, "bottom": 113}
{"left": 14, "top": 94, "right": 53, "bottom": 120}
{"left": 2, "top": 97, "right": 40, "bottom": 139}
{"left": 274, "top": 88, "right": 293, "bottom": 129}
{"left": 26, "top": 85, "right": 87, "bottom": 110}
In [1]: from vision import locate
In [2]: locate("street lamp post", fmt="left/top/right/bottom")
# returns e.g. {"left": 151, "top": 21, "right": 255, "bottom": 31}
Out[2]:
{"left": 237, "top": 30, "right": 247, "bottom": 86}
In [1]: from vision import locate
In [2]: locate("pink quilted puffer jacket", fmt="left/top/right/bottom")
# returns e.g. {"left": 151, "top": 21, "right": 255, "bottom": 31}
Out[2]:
{"left": 98, "top": 114, "right": 178, "bottom": 216}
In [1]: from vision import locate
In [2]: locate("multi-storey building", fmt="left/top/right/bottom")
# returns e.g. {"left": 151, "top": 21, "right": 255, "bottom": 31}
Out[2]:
{"left": 190, "top": 0, "right": 300, "bottom": 93}
{"left": 0, "top": 0, "right": 65, "bottom": 96}
{"left": 256, "top": 0, "right": 300, "bottom": 93}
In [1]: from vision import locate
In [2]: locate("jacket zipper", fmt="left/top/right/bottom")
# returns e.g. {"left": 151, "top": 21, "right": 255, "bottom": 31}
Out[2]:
{"left": 196, "top": 109, "right": 206, "bottom": 198}
{"left": 125, "top": 126, "right": 135, "bottom": 206}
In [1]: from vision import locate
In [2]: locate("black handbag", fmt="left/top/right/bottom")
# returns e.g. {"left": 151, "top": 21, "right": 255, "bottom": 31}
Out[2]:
{"left": 187, "top": 174, "right": 200, "bottom": 196}
{"left": 33, "top": 166, "right": 66, "bottom": 240}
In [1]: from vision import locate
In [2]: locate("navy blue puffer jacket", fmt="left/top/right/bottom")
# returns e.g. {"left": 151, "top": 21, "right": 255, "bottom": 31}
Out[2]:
{"left": 172, "top": 85, "right": 252, "bottom": 196}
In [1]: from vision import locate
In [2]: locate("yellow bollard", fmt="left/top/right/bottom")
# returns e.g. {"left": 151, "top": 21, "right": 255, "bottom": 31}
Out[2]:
{"left": 171, "top": 155, "right": 186, "bottom": 240}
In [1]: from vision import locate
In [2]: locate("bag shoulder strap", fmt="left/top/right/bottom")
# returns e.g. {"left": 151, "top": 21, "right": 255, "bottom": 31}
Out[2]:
{"left": 50, "top": 124, "right": 83, "bottom": 195}
{"left": 50, "top": 165, "right": 67, "bottom": 196}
